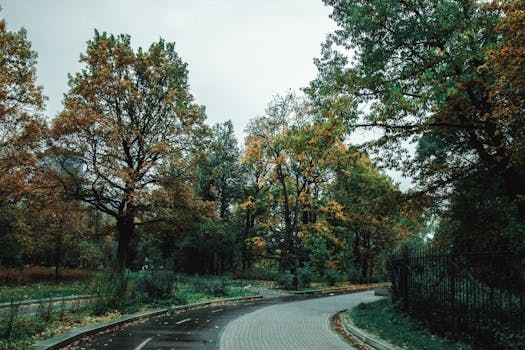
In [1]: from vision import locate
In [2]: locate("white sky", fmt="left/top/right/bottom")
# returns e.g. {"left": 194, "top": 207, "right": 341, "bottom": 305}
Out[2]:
{"left": 1, "top": 0, "right": 336, "bottom": 143}
{"left": 1, "top": 0, "right": 412, "bottom": 189}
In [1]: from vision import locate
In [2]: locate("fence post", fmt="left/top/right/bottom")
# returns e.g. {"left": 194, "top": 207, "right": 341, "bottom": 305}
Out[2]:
{"left": 449, "top": 254, "right": 456, "bottom": 330}
{"left": 401, "top": 246, "right": 409, "bottom": 311}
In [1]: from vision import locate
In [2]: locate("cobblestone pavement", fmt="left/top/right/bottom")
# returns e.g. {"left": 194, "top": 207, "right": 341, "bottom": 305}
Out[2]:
{"left": 219, "top": 290, "right": 383, "bottom": 350}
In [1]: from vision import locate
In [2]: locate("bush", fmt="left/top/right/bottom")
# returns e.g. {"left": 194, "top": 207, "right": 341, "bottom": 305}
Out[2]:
{"left": 298, "top": 265, "right": 313, "bottom": 288}
{"left": 325, "top": 268, "right": 340, "bottom": 286}
{"left": 369, "top": 272, "right": 388, "bottom": 283}
{"left": 189, "top": 276, "right": 227, "bottom": 296}
{"left": 135, "top": 271, "right": 175, "bottom": 303}
{"left": 88, "top": 271, "right": 130, "bottom": 315}
{"left": 494, "top": 327, "right": 525, "bottom": 350}
{"left": 346, "top": 267, "right": 362, "bottom": 284}
{"left": 276, "top": 272, "right": 294, "bottom": 290}
{"left": 234, "top": 268, "right": 277, "bottom": 281}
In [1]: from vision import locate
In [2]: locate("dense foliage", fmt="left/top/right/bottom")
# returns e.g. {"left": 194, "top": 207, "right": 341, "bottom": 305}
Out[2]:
{"left": 2, "top": 1, "right": 521, "bottom": 301}
{"left": 309, "top": 0, "right": 525, "bottom": 253}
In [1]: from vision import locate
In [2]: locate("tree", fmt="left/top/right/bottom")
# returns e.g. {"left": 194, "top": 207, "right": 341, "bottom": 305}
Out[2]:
{"left": 26, "top": 191, "right": 90, "bottom": 282}
{"left": 197, "top": 121, "right": 242, "bottom": 220}
{"left": 238, "top": 130, "right": 271, "bottom": 272}
{"left": 52, "top": 31, "right": 206, "bottom": 272}
{"left": 307, "top": 0, "right": 525, "bottom": 250}
{"left": 0, "top": 18, "right": 46, "bottom": 207}
{"left": 244, "top": 92, "right": 350, "bottom": 288}
{"left": 326, "top": 150, "right": 422, "bottom": 280}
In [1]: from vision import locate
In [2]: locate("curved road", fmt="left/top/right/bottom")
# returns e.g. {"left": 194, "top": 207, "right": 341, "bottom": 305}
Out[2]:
{"left": 67, "top": 290, "right": 382, "bottom": 350}
{"left": 219, "top": 291, "right": 382, "bottom": 350}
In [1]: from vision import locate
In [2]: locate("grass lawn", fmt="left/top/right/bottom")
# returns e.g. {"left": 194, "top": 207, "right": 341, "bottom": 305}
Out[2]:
{"left": 349, "top": 299, "right": 472, "bottom": 350}
{"left": 0, "top": 281, "right": 88, "bottom": 303}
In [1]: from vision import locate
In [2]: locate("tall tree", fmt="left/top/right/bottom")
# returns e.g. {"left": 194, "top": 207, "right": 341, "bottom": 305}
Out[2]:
{"left": 244, "top": 92, "right": 349, "bottom": 288}
{"left": 327, "top": 150, "right": 421, "bottom": 280}
{"left": 310, "top": 0, "right": 524, "bottom": 220}
{"left": 197, "top": 121, "right": 242, "bottom": 220}
{"left": 52, "top": 31, "right": 206, "bottom": 272}
{"left": 0, "top": 18, "right": 46, "bottom": 207}
{"left": 306, "top": 0, "right": 525, "bottom": 258}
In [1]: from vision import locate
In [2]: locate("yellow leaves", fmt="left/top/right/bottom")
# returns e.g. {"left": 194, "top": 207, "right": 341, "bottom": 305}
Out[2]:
{"left": 249, "top": 236, "right": 266, "bottom": 256}
{"left": 298, "top": 191, "right": 312, "bottom": 205}
{"left": 242, "top": 137, "right": 264, "bottom": 164}
{"left": 117, "top": 79, "right": 132, "bottom": 90}
{"left": 238, "top": 196, "right": 255, "bottom": 210}
{"left": 321, "top": 200, "right": 346, "bottom": 221}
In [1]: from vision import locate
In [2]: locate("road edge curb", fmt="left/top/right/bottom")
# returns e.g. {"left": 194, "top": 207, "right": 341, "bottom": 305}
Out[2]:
{"left": 288, "top": 282, "right": 391, "bottom": 295}
{"left": 28, "top": 295, "right": 263, "bottom": 350}
{"left": 339, "top": 310, "right": 400, "bottom": 350}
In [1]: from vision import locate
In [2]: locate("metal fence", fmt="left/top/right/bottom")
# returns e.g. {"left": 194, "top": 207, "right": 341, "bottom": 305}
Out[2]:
{"left": 390, "top": 248, "right": 525, "bottom": 349}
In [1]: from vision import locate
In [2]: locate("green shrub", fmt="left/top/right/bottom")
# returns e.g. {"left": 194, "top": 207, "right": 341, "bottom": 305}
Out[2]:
{"left": 189, "top": 277, "right": 227, "bottom": 296}
{"left": 135, "top": 271, "right": 175, "bottom": 303}
{"left": 298, "top": 265, "right": 313, "bottom": 288}
{"left": 346, "top": 267, "right": 362, "bottom": 283}
{"left": 88, "top": 271, "right": 130, "bottom": 315}
{"left": 276, "top": 272, "right": 294, "bottom": 290}
{"left": 325, "top": 268, "right": 340, "bottom": 286}
{"left": 234, "top": 268, "right": 277, "bottom": 281}
{"left": 369, "top": 272, "right": 388, "bottom": 283}
{"left": 494, "top": 327, "right": 525, "bottom": 350}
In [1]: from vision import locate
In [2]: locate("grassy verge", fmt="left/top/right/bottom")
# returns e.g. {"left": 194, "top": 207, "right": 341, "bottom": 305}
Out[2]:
{"left": 291, "top": 281, "right": 390, "bottom": 292}
{"left": 348, "top": 299, "right": 472, "bottom": 350}
{"left": 0, "top": 275, "right": 257, "bottom": 350}
{"left": 0, "top": 281, "right": 88, "bottom": 303}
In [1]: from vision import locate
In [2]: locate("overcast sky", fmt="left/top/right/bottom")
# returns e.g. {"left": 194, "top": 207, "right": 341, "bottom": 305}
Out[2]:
{"left": 1, "top": 0, "right": 336, "bottom": 143}
{"left": 2, "top": 0, "right": 412, "bottom": 189}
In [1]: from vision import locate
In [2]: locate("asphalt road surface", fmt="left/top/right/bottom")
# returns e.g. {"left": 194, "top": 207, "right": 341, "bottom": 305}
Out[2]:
{"left": 66, "top": 290, "right": 382, "bottom": 350}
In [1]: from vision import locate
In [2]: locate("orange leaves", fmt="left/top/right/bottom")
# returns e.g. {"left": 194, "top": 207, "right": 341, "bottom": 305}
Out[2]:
{"left": 50, "top": 31, "right": 206, "bottom": 228}
{"left": 270, "top": 152, "right": 287, "bottom": 165}
{"left": 0, "top": 19, "right": 46, "bottom": 207}
{"left": 249, "top": 236, "right": 267, "bottom": 256}
{"left": 321, "top": 200, "right": 347, "bottom": 221}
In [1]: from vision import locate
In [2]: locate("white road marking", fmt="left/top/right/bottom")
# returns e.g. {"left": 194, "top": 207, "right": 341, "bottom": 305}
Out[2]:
{"left": 212, "top": 308, "right": 224, "bottom": 313}
{"left": 133, "top": 337, "right": 152, "bottom": 350}
{"left": 176, "top": 318, "right": 192, "bottom": 325}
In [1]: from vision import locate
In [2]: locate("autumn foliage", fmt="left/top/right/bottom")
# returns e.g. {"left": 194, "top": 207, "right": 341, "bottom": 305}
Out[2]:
{"left": 0, "top": 19, "right": 46, "bottom": 207}
{"left": 2, "top": 1, "right": 523, "bottom": 294}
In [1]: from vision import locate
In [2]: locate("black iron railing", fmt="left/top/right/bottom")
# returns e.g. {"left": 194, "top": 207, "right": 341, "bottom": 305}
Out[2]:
{"left": 390, "top": 248, "right": 525, "bottom": 348}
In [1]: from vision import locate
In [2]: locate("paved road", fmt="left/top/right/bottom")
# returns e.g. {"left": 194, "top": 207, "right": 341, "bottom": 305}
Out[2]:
{"left": 219, "top": 291, "right": 382, "bottom": 350}
{"left": 66, "top": 292, "right": 298, "bottom": 350}
{"left": 66, "top": 290, "right": 381, "bottom": 350}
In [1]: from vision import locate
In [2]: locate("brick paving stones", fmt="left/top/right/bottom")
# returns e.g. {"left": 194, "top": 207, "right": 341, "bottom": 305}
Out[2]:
{"left": 219, "top": 290, "right": 383, "bottom": 350}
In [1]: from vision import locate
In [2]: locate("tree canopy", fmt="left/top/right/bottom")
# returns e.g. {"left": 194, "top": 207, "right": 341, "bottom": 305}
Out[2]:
{"left": 52, "top": 31, "right": 207, "bottom": 271}
{"left": 0, "top": 19, "right": 46, "bottom": 207}
{"left": 309, "top": 0, "right": 525, "bottom": 252}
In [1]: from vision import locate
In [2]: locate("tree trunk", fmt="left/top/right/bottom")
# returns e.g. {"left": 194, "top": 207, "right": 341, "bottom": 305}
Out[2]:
{"left": 353, "top": 233, "right": 361, "bottom": 270}
{"left": 115, "top": 215, "right": 134, "bottom": 273}
{"left": 54, "top": 232, "right": 63, "bottom": 284}
{"left": 502, "top": 165, "right": 525, "bottom": 220}
{"left": 241, "top": 209, "right": 251, "bottom": 272}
